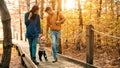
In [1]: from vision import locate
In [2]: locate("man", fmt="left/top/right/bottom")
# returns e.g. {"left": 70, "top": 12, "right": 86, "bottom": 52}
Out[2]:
{"left": 45, "top": 7, "right": 65, "bottom": 63}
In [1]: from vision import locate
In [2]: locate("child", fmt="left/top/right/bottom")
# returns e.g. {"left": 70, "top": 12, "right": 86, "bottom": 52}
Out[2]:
{"left": 38, "top": 36, "right": 48, "bottom": 62}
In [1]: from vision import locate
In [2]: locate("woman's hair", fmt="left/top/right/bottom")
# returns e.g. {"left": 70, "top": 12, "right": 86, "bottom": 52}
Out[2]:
{"left": 29, "top": 5, "right": 39, "bottom": 19}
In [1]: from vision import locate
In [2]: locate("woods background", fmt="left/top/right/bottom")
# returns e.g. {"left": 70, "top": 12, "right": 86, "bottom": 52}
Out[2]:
{"left": 0, "top": 0, "right": 120, "bottom": 68}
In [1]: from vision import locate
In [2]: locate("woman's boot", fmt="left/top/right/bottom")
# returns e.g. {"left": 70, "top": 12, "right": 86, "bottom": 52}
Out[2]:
{"left": 32, "top": 57, "right": 39, "bottom": 65}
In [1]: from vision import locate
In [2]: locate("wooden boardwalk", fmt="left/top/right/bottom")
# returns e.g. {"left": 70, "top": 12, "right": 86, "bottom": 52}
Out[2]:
{"left": 13, "top": 40, "right": 95, "bottom": 68}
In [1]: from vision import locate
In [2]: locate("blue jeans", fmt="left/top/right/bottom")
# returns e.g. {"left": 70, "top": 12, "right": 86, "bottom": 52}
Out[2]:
{"left": 28, "top": 38, "right": 38, "bottom": 58}
{"left": 50, "top": 30, "right": 61, "bottom": 59}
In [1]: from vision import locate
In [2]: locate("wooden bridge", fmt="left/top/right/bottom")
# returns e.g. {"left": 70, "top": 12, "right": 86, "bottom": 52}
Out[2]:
{"left": 0, "top": 38, "right": 97, "bottom": 68}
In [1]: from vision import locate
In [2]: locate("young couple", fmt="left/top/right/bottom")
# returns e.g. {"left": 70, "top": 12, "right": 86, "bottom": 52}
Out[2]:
{"left": 24, "top": 5, "right": 65, "bottom": 65}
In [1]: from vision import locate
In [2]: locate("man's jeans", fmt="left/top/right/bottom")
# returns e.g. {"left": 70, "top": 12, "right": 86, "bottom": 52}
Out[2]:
{"left": 28, "top": 38, "right": 38, "bottom": 58}
{"left": 50, "top": 30, "right": 61, "bottom": 59}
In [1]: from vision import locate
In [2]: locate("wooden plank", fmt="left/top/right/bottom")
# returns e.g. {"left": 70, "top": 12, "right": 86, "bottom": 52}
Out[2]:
{"left": 12, "top": 39, "right": 97, "bottom": 68}
{"left": 46, "top": 47, "right": 97, "bottom": 68}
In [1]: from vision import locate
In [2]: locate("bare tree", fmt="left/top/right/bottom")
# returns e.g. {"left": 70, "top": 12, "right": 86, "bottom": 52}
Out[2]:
{"left": 97, "top": 0, "right": 102, "bottom": 17}
{"left": 115, "top": 0, "right": 120, "bottom": 21}
{"left": 96, "top": 0, "right": 102, "bottom": 48}
{"left": 78, "top": 0, "right": 83, "bottom": 29}
{"left": 51, "top": 0, "right": 56, "bottom": 10}
{"left": 57, "top": 0, "right": 62, "bottom": 11}
{"left": 26, "top": 0, "right": 30, "bottom": 11}
{"left": 19, "top": 0, "right": 23, "bottom": 40}
{"left": 36, "top": 0, "right": 38, "bottom": 5}
{"left": 0, "top": 0, "right": 12, "bottom": 68}
{"left": 40, "top": 0, "right": 44, "bottom": 19}
{"left": 75, "top": 0, "right": 83, "bottom": 51}
{"left": 57, "top": 0, "right": 62, "bottom": 54}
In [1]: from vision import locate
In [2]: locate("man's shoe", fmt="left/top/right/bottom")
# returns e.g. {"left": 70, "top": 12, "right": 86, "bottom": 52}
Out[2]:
{"left": 52, "top": 58, "right": 57, "bottom": 63}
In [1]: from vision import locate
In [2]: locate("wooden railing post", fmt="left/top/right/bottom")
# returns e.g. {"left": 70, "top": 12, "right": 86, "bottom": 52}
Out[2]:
{"left": 86, "top": 25, "right": 94, "bottom": 65}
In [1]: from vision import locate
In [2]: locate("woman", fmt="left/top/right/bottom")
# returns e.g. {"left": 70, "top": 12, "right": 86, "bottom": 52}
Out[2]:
{"left": 24, "top": 5, "right": 42, "bottom": 65}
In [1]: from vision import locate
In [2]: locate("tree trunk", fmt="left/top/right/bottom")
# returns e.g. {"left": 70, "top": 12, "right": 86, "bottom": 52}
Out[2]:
{"left": 115, "top": 1, "right": 120, "bottom": 21}
{"left": 57, "top": 0, "right": 62, "bottom": 54}
{"left": 57, "top": 0, "right": 62, "bottom": 11}
{"left": 110, "top": 0, "right": 114, "bottom": 19}
{"left": 26, "top": 0, "right": 30, "bottom": 11}
{"left": 75, "top": 0, "right": 83, "bottom": 51}
{"left": 0, "top": 0, "right": 12, "bottom": 68}
{"left": 51, "top": 0, "right": 56, "bottom": 10}
{"left": 97, "top": 0, "right": 102, "bottom": 17}
{"left": 78, "top": 0, "right": 83, "bottom": 29}
{"left": 96, "top": 0, "right": 102, "bottom": 48}
{"left": 25, "top": 0, "right": 30, "bottom": 41}
{"left": 40, "top": 0, "right": 44, "bottom": 19}
{"left": 36, "top": 0, "right": 38, "bottom": 5}
{"left": 19, "top": 0, "right": 23, "bottom": 40}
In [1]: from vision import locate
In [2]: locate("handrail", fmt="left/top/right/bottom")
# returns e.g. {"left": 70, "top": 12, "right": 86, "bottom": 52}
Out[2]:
{"left": 91, "top": 28, "right": 120, "bottom": 39}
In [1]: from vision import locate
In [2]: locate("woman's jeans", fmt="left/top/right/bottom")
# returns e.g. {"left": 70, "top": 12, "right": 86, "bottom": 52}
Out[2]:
{"left": 28, "top": 38, "right": 38, "bottom": 58}
{"left": 50, "top": 30, "right": 61, "bottom": 59}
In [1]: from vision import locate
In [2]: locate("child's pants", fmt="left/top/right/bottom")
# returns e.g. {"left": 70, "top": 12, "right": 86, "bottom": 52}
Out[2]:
{"left": 38, "top": 51, "right": 47, "bottom": 61}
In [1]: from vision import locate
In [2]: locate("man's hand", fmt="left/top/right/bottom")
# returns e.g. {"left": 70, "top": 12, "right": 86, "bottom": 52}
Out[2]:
{"left": 56, "top": 21, "right": 61, "bottom": 25}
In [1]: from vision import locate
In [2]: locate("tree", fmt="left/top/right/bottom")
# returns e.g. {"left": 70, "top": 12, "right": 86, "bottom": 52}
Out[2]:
{"left": 19, "top": 0, "right": 23, "bottom": 40}
{"left": 57, "top": 0, "right": 62, "bottom": 11}
{"left": 57, "top": 0, "right": 62, "bottom": 54}
{"left": 26, "top": 0, "right": 30, "bottom": 11}
{"left": 115, "top": 0, "right": 120, "bottom": 21}
{"left": 40, "top": 0, "right": 44, "bottom": 19}
{"left": 76, "top": 0, "right": 83, "bottom": 51}
{"left": 78, "top": 0, "right": 83, "bottom": 29}
{"left": 36, "top": 0, "right": 38, "bottom": 5}
{"left": 51, "top": 0, "right": 56, "bottom": 10}
{"left": 96, "top": 0, "right": 102, "bottom": 48}
{"left": 0, "top": 0, "right": 12, "bottom": 68}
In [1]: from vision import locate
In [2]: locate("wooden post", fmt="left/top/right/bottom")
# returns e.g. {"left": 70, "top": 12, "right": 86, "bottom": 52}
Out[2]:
{"left": 86, "top": 25, "right": 94, "bottom": 64}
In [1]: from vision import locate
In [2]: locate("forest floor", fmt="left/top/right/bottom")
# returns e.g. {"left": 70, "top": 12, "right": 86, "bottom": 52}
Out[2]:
{"left": 0, "top": 46, "right": 24, "bottom": 68}
{"left": 62, "top": 44, "right": 120, "bottom": 68}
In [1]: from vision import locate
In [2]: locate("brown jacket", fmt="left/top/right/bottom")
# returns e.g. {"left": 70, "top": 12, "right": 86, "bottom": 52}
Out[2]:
{"left": 47, "top": 11, "right": 65, "bottom": 31}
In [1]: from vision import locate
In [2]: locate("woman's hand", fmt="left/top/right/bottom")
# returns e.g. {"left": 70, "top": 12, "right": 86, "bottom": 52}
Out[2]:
{"left": 28, "top": 12, "right": 32, "bottom": 20}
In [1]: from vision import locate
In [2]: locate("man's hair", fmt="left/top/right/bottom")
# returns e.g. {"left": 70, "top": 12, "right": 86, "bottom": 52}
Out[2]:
{"left": 45, "top": 7, "right": 52, "bottom": 12}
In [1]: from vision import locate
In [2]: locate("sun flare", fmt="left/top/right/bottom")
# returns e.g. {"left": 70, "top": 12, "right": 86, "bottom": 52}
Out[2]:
{"left": 62, "top": 0, "right": 85, "bottom": 10}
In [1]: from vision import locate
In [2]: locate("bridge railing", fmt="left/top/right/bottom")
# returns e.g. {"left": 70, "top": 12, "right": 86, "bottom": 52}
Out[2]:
{"left": 86, "top": 25, "right": 120, "bottom": 66}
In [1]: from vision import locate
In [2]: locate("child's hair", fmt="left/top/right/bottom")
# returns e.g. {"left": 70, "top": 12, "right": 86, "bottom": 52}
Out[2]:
{"left": 40, "top": 36, "right": 45, "bottom": 40}
{"left": 39, "top": 36, "right": 46, "bottom": 43}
